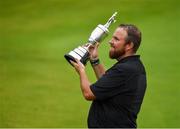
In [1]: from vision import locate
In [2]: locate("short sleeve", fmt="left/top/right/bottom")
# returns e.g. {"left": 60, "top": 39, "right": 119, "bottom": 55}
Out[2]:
{"left": 90, "top": 65, "right": 128, "bottom": 100}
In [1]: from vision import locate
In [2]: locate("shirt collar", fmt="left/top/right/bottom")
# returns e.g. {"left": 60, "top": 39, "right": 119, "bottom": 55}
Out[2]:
{"left": 117, "top": 55, "right": 140, "bottom": 63}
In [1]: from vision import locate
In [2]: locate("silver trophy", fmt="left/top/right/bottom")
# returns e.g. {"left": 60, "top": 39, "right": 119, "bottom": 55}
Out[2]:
{"left": 64, "top": 12, "right": 117, "bottom": 66}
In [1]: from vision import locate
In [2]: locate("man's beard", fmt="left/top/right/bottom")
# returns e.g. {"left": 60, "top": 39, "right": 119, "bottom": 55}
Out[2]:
{"left": 109, "top": 47, "right": 125, "bottom": 59}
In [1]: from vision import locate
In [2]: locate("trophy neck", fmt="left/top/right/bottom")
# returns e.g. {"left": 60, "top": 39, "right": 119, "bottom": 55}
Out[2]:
{"left": 83, "top": 43, "right": 91, "bottom": 49}
{"left": 104, "top": 20, "right": 113, "bottom": 28}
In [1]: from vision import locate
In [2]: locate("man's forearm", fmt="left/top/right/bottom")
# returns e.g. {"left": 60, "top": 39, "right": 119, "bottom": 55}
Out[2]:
{"left": 92, "top": 63, "right": 106, "bottom": 79}
{"left": 79, "top": 70, "right": 96, "bottom": 101}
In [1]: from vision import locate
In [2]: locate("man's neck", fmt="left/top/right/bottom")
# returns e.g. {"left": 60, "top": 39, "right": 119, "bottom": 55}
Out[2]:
{"left": 117, "top": 52, "right": 135, "bottom": 61}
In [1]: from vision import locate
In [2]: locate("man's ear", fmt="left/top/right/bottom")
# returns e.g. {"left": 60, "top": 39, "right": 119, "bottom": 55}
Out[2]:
{"left": 126, "top": 42, "right": 134, "bottom": 51}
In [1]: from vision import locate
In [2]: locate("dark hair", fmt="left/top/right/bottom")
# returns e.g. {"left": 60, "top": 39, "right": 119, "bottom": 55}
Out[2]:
{"left": 119, "top": 24, "right": 142, "bottom": 52}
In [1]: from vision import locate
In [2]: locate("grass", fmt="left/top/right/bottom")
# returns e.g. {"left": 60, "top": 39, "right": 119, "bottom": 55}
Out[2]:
{"left": 0, "top": 0, "right": 180, "bottom": 127}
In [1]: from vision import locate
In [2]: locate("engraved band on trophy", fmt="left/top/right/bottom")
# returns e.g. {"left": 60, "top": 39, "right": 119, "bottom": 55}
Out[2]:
{"left": 64, "top": 12, "right": 117, "bottom": 66}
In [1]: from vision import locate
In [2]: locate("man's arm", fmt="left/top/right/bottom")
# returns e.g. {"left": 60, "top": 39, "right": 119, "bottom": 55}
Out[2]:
{"left": 90, "top": 60, "right": 106, "bottom": 79}
{"left": 89, "top": 43, "right": 106, "bottom": 79}
{"left": 70, "top": 60, "right": 96, "bottom": 101}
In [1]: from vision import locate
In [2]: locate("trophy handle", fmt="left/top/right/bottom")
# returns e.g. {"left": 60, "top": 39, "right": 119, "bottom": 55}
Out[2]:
{"left": 88, "top": 12, "right": 117, "bottom": 44}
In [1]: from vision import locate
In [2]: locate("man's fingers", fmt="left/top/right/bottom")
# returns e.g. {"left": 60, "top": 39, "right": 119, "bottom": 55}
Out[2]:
{"left": 75, "top": 59, "right": 85, "bottom": 68}
{"left": 88, "top": 44, "right": 95, "bottom": 50}
{"left": 71, "top": 59, "right": 81, "bottom": 66}
{"left": 75, "top": 58, "right": 82, "bottom": 65}
{"left": 95, "top": 42, "right": 100, "bottom": 48}
{"left": 70, "top": 60, "right": 77, "bottom": 67}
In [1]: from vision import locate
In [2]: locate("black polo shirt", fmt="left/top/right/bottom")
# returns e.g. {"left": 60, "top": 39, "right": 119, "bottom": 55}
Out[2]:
{"left": 88, "top": 55, "right": 147, "bottom": 128}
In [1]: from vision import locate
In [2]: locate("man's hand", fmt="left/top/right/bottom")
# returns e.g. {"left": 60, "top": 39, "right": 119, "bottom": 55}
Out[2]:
{"left": 70, "top": 59, "right": 85, "bottom": 75}
{"left": 88, "top": 42, "right": 99, "bottom": 60}
{"left": 88, "top": 42, "right": 106, "bottom": 79}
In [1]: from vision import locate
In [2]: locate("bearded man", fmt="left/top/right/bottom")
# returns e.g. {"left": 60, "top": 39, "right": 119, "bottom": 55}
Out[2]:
{"left": 71, "top": 24, "right": 147, "bottom": 128}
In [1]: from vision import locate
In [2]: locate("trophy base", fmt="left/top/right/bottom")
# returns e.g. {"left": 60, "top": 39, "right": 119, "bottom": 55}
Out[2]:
{"left": 64, "top": 54, "right": 76, "bottom": 66}
{"left": 64, "top": 51, "right": 89, "bottom": 66}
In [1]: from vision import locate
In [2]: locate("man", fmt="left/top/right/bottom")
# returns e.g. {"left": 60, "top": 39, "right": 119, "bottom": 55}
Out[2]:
{"left": 70, "top": 24, "right": 147, "bottom": 128}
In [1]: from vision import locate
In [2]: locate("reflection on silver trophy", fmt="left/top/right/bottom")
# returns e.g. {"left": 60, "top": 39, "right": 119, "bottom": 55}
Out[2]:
{"left": 64, "top": 12, "right": 117, "bottom": 66}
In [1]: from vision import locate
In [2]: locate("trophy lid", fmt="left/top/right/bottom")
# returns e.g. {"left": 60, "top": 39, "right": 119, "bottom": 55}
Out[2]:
{"left": 104, "top": 12, "right": 117, "bottom": 29}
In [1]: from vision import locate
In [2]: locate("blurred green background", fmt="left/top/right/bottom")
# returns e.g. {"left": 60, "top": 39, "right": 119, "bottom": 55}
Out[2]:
{"left": 0, "top": 0, "right": 180, "bottom": 127}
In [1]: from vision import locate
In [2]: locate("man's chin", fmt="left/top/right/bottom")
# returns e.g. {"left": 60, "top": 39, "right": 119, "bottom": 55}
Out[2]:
{"left": 109, "top": 50, "right": 124, "bottom": 59}
{"left": 109, "top": 51, "right": 116, "bottom": 59}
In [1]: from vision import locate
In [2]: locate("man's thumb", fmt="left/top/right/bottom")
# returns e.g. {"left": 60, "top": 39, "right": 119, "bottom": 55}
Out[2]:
{"left": 95, "top": 42, "right": 100, "bottom": 48}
